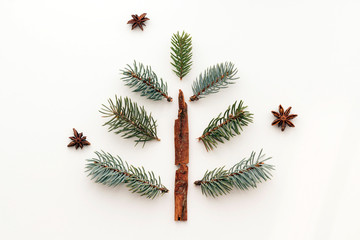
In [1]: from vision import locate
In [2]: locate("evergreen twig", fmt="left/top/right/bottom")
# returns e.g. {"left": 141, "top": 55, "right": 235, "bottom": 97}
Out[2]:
{"left": 86, "top": 151, "right": 169, "bottom": 199}
{"left": 190, "top": 62, "right": 238, "bottom": 101}
{"left": 170, "top": 31, "right": 193, "bottom": 80}
{"left": 121, "top": 61, "right": 173, "bottom": 102}
{"left": 194, "top": 150, "right": 274, "bottom": 197}
{"left": 100, "top": 96, "right": 159, "bottom": 145}
{"left": 198, "top": 101, "right": 253, "bottom": 151}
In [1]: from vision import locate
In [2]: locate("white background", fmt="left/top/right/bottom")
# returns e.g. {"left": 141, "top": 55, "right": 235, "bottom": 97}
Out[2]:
{"left": 1, "top": 0, "right": 359, "bottom": 239}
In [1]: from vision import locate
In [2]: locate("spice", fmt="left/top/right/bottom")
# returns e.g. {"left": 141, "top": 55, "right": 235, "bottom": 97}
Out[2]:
{"left": 174, "top": 90, "right": 189, "bottom": 221}
{"left": 271, "top": 105, "right": 298, "bottom": 131}
{"left": 67, "top": 128, "right": 90, "bottom": 149}
{"left": 127, "top": 13, "right": 149, "bottom": 31}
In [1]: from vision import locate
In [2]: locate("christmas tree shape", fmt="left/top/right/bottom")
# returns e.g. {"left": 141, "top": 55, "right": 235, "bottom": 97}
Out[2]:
{"left": 87, "top": 30, "right": 274, "bottom": 221}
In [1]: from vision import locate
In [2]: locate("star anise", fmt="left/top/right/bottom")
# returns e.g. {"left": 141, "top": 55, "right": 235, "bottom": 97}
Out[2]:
{"left": 127, "top": 13, "right": 149, "bottom": 31}
{"left": 67, "top": 128, "right": 90, "bottom": 149}
{"left": 271, "top": 105, "right": 298, "bottom": 131}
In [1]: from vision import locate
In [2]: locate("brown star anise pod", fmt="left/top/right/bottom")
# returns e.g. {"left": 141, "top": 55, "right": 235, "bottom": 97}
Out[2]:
{"left": 67, "top": 128, "right": 90, "bottom": 149}
{"left": 127, "top": 13, "right": 149, "bottom": 31}
{"left": 271, "top": 105, "right": 298, "bottom": 131}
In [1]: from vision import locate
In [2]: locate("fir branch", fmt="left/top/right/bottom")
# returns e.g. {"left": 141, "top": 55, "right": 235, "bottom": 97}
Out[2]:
{"left": 121, "top": 61, "right": 173, "bottom": 102}
{"left": 194, "top": 150, "right": 274, "bottom": 198}
{"left": 190, "top": 62, "right": 238, "bottom": 101}
{"left": 170, "top": 31, "right": 193, "bottom": 80}
{"left": 86, "top": 151, "right": 169, "bottom": 199}
{"left": 100, "top": 96, "right": 159, "bottom": 145}
{"left": 198, "top": 101, "right": 253, "bottom": 151}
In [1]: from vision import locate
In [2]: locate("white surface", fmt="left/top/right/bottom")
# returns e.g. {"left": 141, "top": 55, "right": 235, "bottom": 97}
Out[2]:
{"left": 1, "top": 0, "right": 359, "bottom": 239}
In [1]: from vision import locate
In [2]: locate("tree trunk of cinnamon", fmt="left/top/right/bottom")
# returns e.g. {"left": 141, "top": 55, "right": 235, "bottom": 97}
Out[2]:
{"left": 174, "top": 89, "right": 189, "bottom": 221}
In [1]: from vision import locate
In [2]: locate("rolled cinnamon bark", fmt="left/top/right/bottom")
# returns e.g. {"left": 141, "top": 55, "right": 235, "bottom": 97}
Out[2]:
{"left": 174, "top": 89, "right": 189, "bottom": 221}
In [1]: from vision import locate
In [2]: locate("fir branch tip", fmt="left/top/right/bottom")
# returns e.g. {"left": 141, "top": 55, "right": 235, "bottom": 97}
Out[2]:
{"left": 190, "top": 62, "right": 238, "bottom": 102}
{"left": 170, "top": 31, "right": 193, "bottom": 80}
{"left": 99, "top": 96, "right": 159, "bottom": 145}
{"left": 86, "top": 151, "right": 169, "bottom": 198}
{"left": 194, "top": 150, "right": 274, "bottom": 197}
{"left": 121, "top": 61, "right": 172, "bottom": 102}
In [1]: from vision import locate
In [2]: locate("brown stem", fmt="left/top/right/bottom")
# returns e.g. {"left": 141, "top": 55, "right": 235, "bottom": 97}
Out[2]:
{"left": 131, "top": 72, "right": 173, "bottom": 102}
{"left": 194, "top": 180, "right": 202, "bottom": 186}
{"left": 189, "top": 72, "right": 229, "bottom": 102}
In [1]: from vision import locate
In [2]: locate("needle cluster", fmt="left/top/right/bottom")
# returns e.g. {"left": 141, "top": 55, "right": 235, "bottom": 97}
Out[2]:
{"left": 86, "top": 151, "right": 169, "bottom": 199}
{"left": 190, "top": 62, "right": 238, "bottom": 101}
{"left": 171, "top": 31, "right": 193, "bottom": 80}
{"left": 194, "top": 150, "right": 274, "bottom": 197}
{"left": 121, "top": 61, "right": 172, "bottom": 102}
{"left": 198, "top": 100, "right": 253, "bottom": 151}
{"left": 100, "top": 96, "right": 159, "bottom": 145}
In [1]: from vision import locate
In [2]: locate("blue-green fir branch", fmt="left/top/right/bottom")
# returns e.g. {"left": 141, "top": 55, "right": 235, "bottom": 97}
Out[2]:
{"left": 198, "top": 101, "right": 253, "bottom": 151}
{"left": 194, "top": 150, "right": 274, "bottom": 197}
{"left": 121, "top": 61, "right": 173, "bottom": 102}
{"left": 190, "top": 62, "right": 238, "bottom": 101}
{"left": 170, "top": 31, "right": 193, "bottom": 80}
{"left": 86, "top": 151, "right": 169, "bottom": 199}
{"left": 100, "top": 96, "right": 159, "bottom": 145}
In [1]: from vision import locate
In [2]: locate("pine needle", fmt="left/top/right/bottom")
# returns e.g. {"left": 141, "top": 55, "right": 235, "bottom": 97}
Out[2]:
{"left": 100, "top": 96, "right": 159, "bottom": 146}
{"left": 198, "top": 100, "right": 253, "bottom": 151}
{"left": 171, "top": 31, "right": 193, "bottom": 80}
{"left": 86, "top": 151, "right": 169, "bottom": 199}
{"left": 121, "top": 61, "right": 173, "bottom": 102}
{"left": 194, "top": 150, "right": 274, "bottom": 197}
{"left": 190, "top": 62, "right": 238, "bottom": 101}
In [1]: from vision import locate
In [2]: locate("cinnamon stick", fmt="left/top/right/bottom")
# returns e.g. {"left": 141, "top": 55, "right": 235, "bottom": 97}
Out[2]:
{"left": 174, "top": 89, "right": 189, "bottom": 221}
